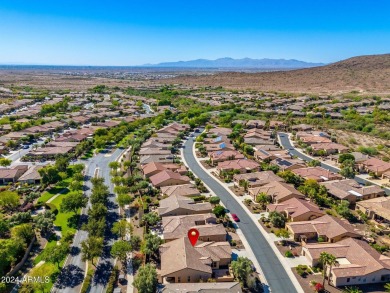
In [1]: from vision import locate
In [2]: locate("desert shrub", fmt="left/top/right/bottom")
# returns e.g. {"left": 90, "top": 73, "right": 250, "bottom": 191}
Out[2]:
{"left": 285, "top": 250, "right": 293, "bottom": 258}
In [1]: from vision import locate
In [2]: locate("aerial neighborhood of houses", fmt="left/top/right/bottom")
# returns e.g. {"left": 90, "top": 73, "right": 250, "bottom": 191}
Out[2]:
{"left": 2, "top": 85, "right": 390, "bottom": 293}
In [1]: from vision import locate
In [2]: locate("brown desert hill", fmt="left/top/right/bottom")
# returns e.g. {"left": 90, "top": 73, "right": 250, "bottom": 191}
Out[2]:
{"left": 162, "top": 54, "right": 390, "bottom": 95}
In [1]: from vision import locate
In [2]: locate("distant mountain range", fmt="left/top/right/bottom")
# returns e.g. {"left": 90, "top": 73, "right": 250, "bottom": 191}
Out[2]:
{"left": 145, "top": 57, "right": 324, "bottom": 69}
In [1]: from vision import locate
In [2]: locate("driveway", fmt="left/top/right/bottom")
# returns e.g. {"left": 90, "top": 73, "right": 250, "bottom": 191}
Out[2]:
{"left": 183, "top": 132, "right": 299, "bottom": 293}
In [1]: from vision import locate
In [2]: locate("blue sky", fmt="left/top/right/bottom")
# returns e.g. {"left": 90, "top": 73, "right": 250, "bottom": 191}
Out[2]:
{"left": 0, "top": 0, "right": 389, "bottom": 65}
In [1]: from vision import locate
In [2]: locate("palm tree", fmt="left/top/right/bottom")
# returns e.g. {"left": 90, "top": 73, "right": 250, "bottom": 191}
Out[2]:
{"left": 385, "top": 283, "right": 390, "bottom": 292}
{"left": 320, "top": 252, "right": 338, "bottom": 288}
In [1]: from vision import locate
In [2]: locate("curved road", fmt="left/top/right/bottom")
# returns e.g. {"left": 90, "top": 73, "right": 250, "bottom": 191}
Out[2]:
{"left": 277, "top": 133, "right": 390, "bottom": 195}
{"left": 183, "top": 134, "right": 299, "bottom": 293}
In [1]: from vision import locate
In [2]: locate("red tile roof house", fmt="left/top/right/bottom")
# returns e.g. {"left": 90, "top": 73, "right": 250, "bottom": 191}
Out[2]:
{"left": 320, "top": 179, "right": 385, "bottom": 205}
{"left": 204, "top": 142, "right": 235, "bottom": 152}
{"left": 311, "top": 142, "right": 349, "bottom": 155}
{"left": 0, "top": 165, "right": 29, "bottom": 185}
{"left": 208, "top": 127, "right": 232, "bottom": 137}
{"left": 159, "top": 237, "right": 233, "bottom": 284}
{"left": 149, "top": 170, "right": 191, "bottom": 188}
{"left": 162, "top": 213, "right": 227, "bottom": 242}
{"left": 160, "top": 184, "right": 200, "bottom": 198}
{"left": 254, "top": 149, "right": 290, "bottom": 162}
{"left": 142, "top": 162, "right": 187, "bottom": 178}
{"left": 234, "top": 171, "right": 284, "bottom": 189}
{"left": 216, "top": 159, "right": 260, "bottom": 176}
{"left": 249, "top": 181, "right": 304, "bottom": 203}
{"left": 267, "top": 197, "right": 325, "bottom": 222}
{"left": 158, "top": 195, "right": 212, "bottom": 217}
{"left": 286, "top": 214, "right": 362, "bottom": 243}
{"left": 246, "top": 120, "right": 266, "bottom": 129}
{"left": 358, "top": 158, "right": 390, "bottom": 177}
{"left": 209, "top": 150, "right": 245, "bottom": 165}
{"left": 292, "top": 167, "right": 343, "bottom": 182}
{"left": 26, "top": 146, "right": 74, "bottom": 160}
{"left": 302, "top": 238, "right": 390, "bottom": 287}
{"left": 270, "top": 158, "right": 306, "bottom": 171}
{"left": 299, "top": 136, "right": 332, "bottom": 145}
{"left": 139, "top": 147, "right": 172, "bottom": 156}
{"left": 142, "top": 139, "right": 170, "bottom": 150}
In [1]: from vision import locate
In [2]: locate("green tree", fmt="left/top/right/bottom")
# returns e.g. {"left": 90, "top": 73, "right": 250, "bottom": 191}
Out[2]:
{"left": 231, "top": 257, "right": 254, "bottom": 288}
{"left": 42, "top": 242, "right": 69, "bottom": 268}
{"left": 0, "top": 190, "right": 19, "bottom": 211}
{"left": 81, "top": 236, "right": 103, "bottom": 267}
{"left": 384, "top": 283, "right": 390, "bottom": 292}
{"left": 111, "top": 240, "right": 132, "bottom": 268}
{"left": 0, "top": 158, "right": 12, "bottom": 167}
{"left": 39, "top": 166, "right": 60, "bottom": 185}
{"left": 69, "top": 180, "right": 83, "bottom": 191}
{"left": 130, "top": 235, "right": 142, "bottom": 251}
{"left": 72, "top": 164, "right": 85, "bottom": 173}
{"left": 83, "top": 218, "right": 106, "bottom": 238}
{"left": 256, "top": 192, "right": 271, "bottom": 209}
{"left": 133, "top": 264, "right": 158, "bottom": 293}
{"left": 55, "top": 156, "right": 70, "bottom": 172}
{"left": 277, "top": 170, "right": 303, "bottom": 187}
{"left": 0, "top": 216, "right": 9, "bottom": 237}
{"left": 88, "top": 203, "right": 107, "bottom": 220}
{"left": 269, "top": 211, "right": 286, "bottom": 228}
{"left": 11, "top": 223, "right": 34, "bottom": 244}
{"left": 338, "top": 153, "right": 355, "bottom": 164}
{"left": 209, "top": 196, "right": 220, "bottom": 205}
{"left": 336, "top": 200, "right": 354, "bottom": 221}
{"left": 320, "top": 252, "right": 337, "bottom": 288}
{"left": 340, "top": 165, "right": 355, "bottom": 179}
{"left": 112, "top": 219, "right": 133, "bottom": 240}
{"left": 33, "top": 210, "right": 56, "bottom": 233}
{"left": 142, "top": 212, "right": 160, "bottom": 229}
{"left": 308, "top": 160, "right": 321, "bottom": 167}
{"left": 118, "top": 193, "right": 132, "bottom": 208}
{"left": 213, "top": 205, "right": 226, "bottom": 218}
{"left": 142, "top": 233, "right": 162, "bottom": 259}
{"left": 61, "top": 192, "right": 87, "bottom": 214}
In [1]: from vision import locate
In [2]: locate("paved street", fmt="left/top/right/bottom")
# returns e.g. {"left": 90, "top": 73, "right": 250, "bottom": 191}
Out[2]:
{"left": 53, "top": 148, "right": 123, "bottom": 293}
{"left": 277, "top": 132, "right": 390, "bottom": 195}
{"left": 183, "top": 133, "right": 299, "bottom": 293}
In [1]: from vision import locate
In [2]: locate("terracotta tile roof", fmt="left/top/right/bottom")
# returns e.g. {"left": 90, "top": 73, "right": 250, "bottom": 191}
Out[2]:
{"left": 235, "top": 171, "right": 284, "bottom": 186}
{"left": 18, "top": 165, "right": 43, "bottom": 182}
{"left": 139, "top": 147, "right": 171, "bottom": 155}
{"left": 251, "top": 181, "right": 304, "bottom": 203}
{"left": 217, "top": 159, "right": 259, "bottom": 172}
{"left": 160, "top": 184, "right": 200, "bottom": 197}
{"left": 321, "top": 179, "right": 385, "bottom": 200}
{"left": 292, "top": 167, "right": 342, "bottom": 182}
{"left": 162, "top": 214, "right": 225, "bottom": 241}
{"left": 305, "top": 238, "right": 390, "bottom": 278}
{"left": 267, "top": 198, "right": 324, "bottom": 219}
{"left": 209, "top": 150, "right": 244, "bottom": 161}
{"left": 300, "top": 136, "right": 332, "bottom": 144}
{"left": 361, "top": 158, "right": 390, "bottom": 173}
{"left": 160, "top": 237, "right": 231, "bottom": 277}
{"left": 158, "top": 195, "right": 212, "bottom": 217}
{"left": 149, "top": 170, "right": 190, "bottom": 187}
{"left": 162, "top": 282, "right": 242, "bottom": 293}
{"left": 356, "top": 197, "right": 390, "bottom": 221}
{"left": 311, "top": 143, "right": 349, "bottom": 152}
{"left": 287, "top": 215, "right": 362, "bottom": 240}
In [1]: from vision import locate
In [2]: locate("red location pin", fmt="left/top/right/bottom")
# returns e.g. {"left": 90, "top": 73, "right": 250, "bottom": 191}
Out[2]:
{"left": 188, "top": 228, "right": 200, "bottom": 246}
